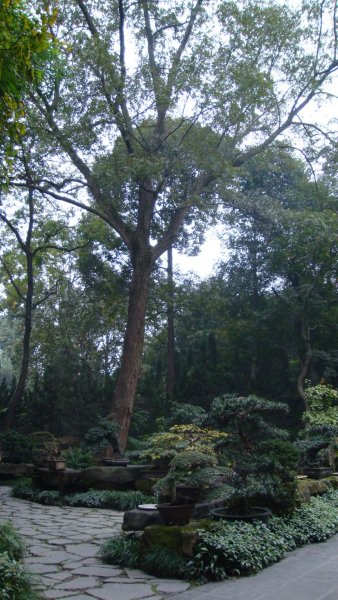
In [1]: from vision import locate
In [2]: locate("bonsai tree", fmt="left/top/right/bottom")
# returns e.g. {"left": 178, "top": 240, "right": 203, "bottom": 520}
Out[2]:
{"left": 153, "top": 447, "right": 230, "bottom": 505}
{"left": 82, "top": 417, "right": 120, "bottom": 458}
{"left": 209, "top": 394, "right": 299, "bottom": 512}
{"left": 141, "top": 424, "right": 228, "bottom": 467}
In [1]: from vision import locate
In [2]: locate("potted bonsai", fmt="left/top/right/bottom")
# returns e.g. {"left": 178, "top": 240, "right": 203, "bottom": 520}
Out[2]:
{"left": 31, "top": 432, "right": 67, "bottom": 470}
{"left": 146, "top": 425, "right": 228, "bottom": 525}
{"left": 208, "top": 394, "right": 299, "bottom": 521}
{"left": 82, "top": 417, "right": 128, "bottom": 465}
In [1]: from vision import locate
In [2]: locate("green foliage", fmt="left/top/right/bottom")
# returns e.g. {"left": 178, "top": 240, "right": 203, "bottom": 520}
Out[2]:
{"left": 141, "top": 546, "right": 188, "bottom": 579}
{"left": 11, "top": 478, "right": 60, "bottom": 505}
{"left": 304, "top": 384, "right": 338, "bottom": 426}
{"left": 209, "top": 394, "right": 296, "bottom": 511}
{"left": 60, "top": 446, "right": 94, "bottom": 470}
{"left": 63, "top": 489, "right": 154, "bottom": 511}
{"left": 163, "top": 403, "right": 208, "bottom": 427}
{"left": 0, "top": 553, "right": 41, "bottom": 600}
{"left": 298, "top": 385, "right": 338, "bottom": 467}
{"left": 190, "top": 491, "right": 338, "bottom": 581}
{"left": 82, "top": 417, "right": 120, "bottom": 456}
{"left": 190, "top": 521, "right": 288, "bottom": 581}
{"left": 0, "top": 520, "right": 40, "bottom": 600}
{"left": 0, "top": 522, "right": 26, "bottom": 561}
{"left": 0, "top": 430, "right": 33, "bottom": 463}
{"left": 98, "top": 534, "right": 140, "bottom": 568}
{"left": 142, "top": 425, "right": 227, "bottom": 464}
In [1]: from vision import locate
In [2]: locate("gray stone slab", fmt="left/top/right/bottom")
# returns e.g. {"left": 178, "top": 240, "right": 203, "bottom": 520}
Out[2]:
{"left": 155, "top": 581, "right": 190, "bottom": 593}
{"left": 25, "top": 563, "right": 57, "bottom": 574}
{"left": 71, "top": 566, "right": 124, "bottom": 577}
{"left": 55, "top": 576, "right": 100, "bottom": 590}
{"left": 87, "top": 583, "right": 156, "bottom": 600}
{"left": 44, "top": 590, "right": 79, "bottom": 599}
{"left": 65, "top": 543, "right": 99, "bottom": 557}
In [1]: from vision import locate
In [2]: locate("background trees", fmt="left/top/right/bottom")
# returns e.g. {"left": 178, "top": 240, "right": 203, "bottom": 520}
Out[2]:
{"left": 0, "top": 1, "right": 337, "bottom": 445}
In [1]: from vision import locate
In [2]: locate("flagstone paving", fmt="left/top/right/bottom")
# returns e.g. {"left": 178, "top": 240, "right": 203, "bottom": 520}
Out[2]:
{"left": 0, "top": 486, "right": 191, "bottom": 599}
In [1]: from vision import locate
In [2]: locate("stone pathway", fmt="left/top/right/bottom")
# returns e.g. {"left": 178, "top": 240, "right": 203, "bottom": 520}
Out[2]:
{"left": 0, "top": 486, "right": 191, "bottom": 600}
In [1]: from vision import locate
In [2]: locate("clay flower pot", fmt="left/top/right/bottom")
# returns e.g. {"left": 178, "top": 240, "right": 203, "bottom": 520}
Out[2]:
{"left": 47, "top": 459, "right": 67, "bottom": 471}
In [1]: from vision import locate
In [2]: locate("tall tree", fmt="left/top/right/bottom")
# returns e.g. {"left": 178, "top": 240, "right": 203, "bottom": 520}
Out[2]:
{"left": 7, "top": 0, "right": 338, "bottom": 450}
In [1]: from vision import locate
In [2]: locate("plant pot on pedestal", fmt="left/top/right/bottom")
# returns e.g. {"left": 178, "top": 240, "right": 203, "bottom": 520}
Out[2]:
{"left": 211, "top": 506, "right": 271, "bottom": 523}
{"left": 157, "top": 502, "right": 194, "bottom": 525}
{"left": 47, "top": 459, "right": 67, "bottom": 471}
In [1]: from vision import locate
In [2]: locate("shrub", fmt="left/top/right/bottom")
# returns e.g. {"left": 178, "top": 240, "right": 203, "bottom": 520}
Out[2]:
{"left": 11, "top": 478, "right": 37, "bottom": 502}
{"left": 190, "top": 521, "right": 288, "bottom": 581}
{"left": 0, "top": 552, "right": 40, "bottom": 600}
{"left": 0, "top": 431, "right": 33, "bottom": 464}
{"left": 60, "top": 446, "right": 94, "bottom": 470}
{"left": 0, "top": 522, "right": 26, "bottom": 561}
{"left": 63, "top": 489, "right": 154, "bottom": 511}
{"left": 98, "top": 534, "right": 140, "bottom": 568}
{"left": 82, "top": 417, "right": 120, "bottom": 456}
{"left": 141, "top": 546, "right": 188, "bottom": 578}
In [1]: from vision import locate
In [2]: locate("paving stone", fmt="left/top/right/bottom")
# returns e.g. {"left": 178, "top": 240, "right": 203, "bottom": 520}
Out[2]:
{"left": 65, "top": 543, "right": 99, "bottom": 557}
{"left": 44, "top": 571, "right": 73, "bottom": 581}
{"left": 44, "top": 590, "right": 80, "bottom": 599}
{"left": 71, "top": 566, "right": 124, "bottom": 577}
{"left": 125, "top": 568, "right": 153, "bottom": 580}
{"left": 155, "top": 581, "right": 190, "bottom": 593}
{"left": 86, "top": 583, "right": 156, "bottom": 600}
{"left": 55, "top": 576, "right": 100, "bottom": 590}
{"left": 25, "top": 563, "right": 57, "bottom": 574}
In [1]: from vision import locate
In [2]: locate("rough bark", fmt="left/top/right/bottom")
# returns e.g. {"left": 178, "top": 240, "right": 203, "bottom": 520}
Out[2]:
{"left": 166, "top": 245, "right": 176, "bottom": 402}
{"left": 111, "top": 246, "right": 154, "bottom": 452}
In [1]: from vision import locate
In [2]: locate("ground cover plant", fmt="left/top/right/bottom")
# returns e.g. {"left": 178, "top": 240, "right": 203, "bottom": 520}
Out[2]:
{"left": 0, "top": 520, "right": 40, "bottom": 600}
{"left": 99, "top": 490, "right": 338, "bottom": 581}
{"left": 11, "top": 478, "right": 154, "bottom": 510}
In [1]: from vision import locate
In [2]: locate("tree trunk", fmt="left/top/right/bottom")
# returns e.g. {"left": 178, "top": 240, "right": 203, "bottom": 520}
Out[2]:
{"left": 166, "top": 245, "right": 176, "bottom": 402}
{"left": 111, "top": 249, "right": 154, "bottom": 453}
{"left": 5, "top": 253, "right": 34, "bottom": 429}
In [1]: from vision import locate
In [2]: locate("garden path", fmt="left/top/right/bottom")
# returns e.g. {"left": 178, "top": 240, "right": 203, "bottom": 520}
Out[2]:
{"left": 0, "top": 486, "right": 191, "bottom": 600}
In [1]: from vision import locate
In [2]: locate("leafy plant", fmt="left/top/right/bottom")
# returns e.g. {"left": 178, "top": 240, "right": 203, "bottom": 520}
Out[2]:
{"left": 98, "top": 534, "right": 140, "bottom": 568}
{"left": 299, "top": 384, "right": 338, "bottom": 468}
{"left": 190, "top": 520, "right": 289, "bottom": 580}
{"left": 141, "top": 425, "right": 227, "bottom": 465}
{"left": 154, "top": 448, "right": 228, "bottom": 503}
{"left": 0, "top": 430, "right": 33, "bottom": 464}
{"left": 0, "top": 553, "right": 41, "bottom": 600}
{"left": 0, "top": 522, "right": 26, "bottom": 561}
{"left": 141, "top": 546, "right": 188, "bottom": 578}
{"left": 60, "top": 446, "right": 94, "bottom": 470}
{"left": 209, "top": 394, "right": 296, "bottom": 511}
{"left": 63, "top": 489, "right": 154, "bottom": 511}
{"left": 82, "top": 417, "right": 120, "bottom": 456}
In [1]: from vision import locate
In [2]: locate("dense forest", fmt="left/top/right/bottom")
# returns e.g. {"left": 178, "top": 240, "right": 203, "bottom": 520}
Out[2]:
{"left": 0, "top": 0, "right": 337, "bottom": 448}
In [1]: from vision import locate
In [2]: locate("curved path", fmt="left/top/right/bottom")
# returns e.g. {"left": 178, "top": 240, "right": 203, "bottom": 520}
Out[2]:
{"left": 0, "top": 486, "right": 191, "bottom": 600}
{"left": 2, "top": 485, "right": 338, "bottom": 600}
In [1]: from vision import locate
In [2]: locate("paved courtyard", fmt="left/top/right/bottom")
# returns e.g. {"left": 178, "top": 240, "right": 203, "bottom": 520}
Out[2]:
{"left": 2, "top": 484, "right": 338, "bottom": 600}
{"left": 0, "top": 486, "right": 191, "bottom": 600}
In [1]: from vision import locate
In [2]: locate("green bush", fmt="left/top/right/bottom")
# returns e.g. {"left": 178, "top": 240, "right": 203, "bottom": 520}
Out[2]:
{"left": 0, "top": 431, "right": 33, "bottom": 464}
{"left": 11, "top": 478, "right": 37, "bottom": 502}
{"left": 190, "top": 521, "right": 288, "bottom": 581}
{"left": 11, "top": 479, "right": 60, "bottom": 505}
{"left": 60, "top": 446, "right": 94, "bottom": 470}
{"left": 64, "top": 489, "right": 154, "bottom": 511}
{"left": 98, "top": 534, "right": 140, "bottom": 568}
{"left": 98, "top": 490, "right": 338, "bottom": 582}
{"left": 141, "top": 546, "right": 188, "bottom": 578}
{"left": 0, "top": 553, "right": 40, "bottom": 600}
{"left": 0, "top": 522, "right": 26, "bottom": 561}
